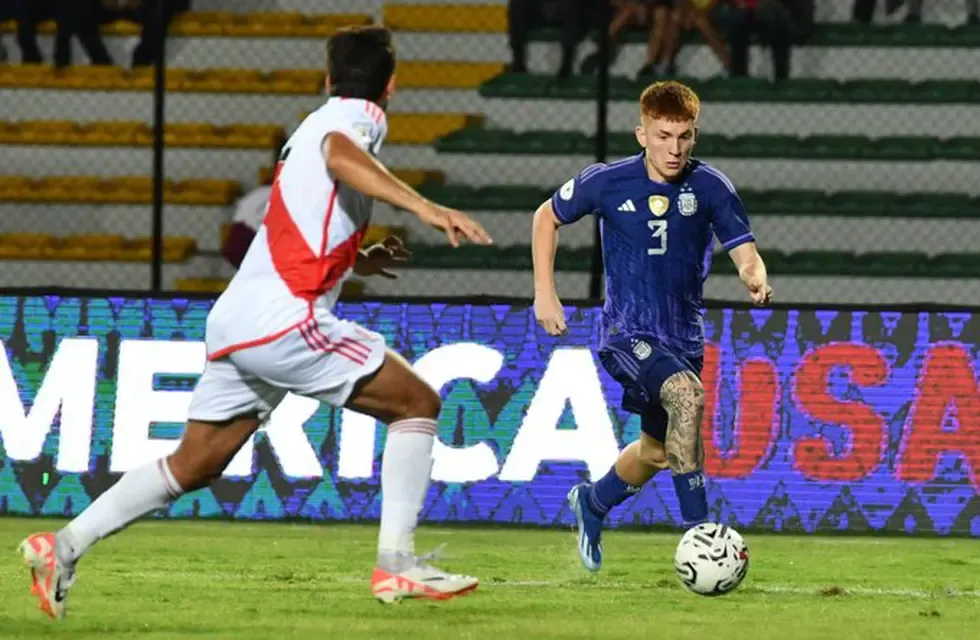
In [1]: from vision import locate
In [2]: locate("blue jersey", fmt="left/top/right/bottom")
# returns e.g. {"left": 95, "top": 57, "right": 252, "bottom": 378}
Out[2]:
{"left": 551, "top": 154, "right": 754, "bottom": 356}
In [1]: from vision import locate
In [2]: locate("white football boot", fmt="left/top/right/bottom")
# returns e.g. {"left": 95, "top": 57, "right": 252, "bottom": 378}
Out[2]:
{"left": 19, "top": 532, "right": 76, "bottom": 620}
{"left": 371, "top": 545, "right": 479, "bottom": 604}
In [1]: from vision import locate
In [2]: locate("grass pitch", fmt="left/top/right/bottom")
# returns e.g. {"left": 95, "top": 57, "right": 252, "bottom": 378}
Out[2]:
{"left": 0, "top": 518, "right": 977, "bottom": 639}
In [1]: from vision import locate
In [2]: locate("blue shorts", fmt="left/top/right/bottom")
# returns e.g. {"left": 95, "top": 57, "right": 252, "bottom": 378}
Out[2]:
{"left": 598, "top": 336, "right": 703, "bottom": 443}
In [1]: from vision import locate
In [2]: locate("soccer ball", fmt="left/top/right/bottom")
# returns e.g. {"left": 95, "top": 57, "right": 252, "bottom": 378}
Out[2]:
{"left": 673, "top": 523, "right": 749, "bottom": 596}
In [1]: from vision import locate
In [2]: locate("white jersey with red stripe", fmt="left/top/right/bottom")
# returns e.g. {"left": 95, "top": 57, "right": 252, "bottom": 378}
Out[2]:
{"left": 205, "top": 97, "right": 388, "bottom": 362}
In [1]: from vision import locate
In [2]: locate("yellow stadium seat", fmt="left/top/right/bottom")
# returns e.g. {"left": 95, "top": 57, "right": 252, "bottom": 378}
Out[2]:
{"left": 391, "top": 168, "right": 446, "bottom": 187}
{"left": 396, "top": 62, "right": 505, "bottom": 89}
{"left": 0, "top": 235, "right": 199, "bottom": 262}
{"left": 386, "top": 114, "right": 483, "bottom": 145}
{"left": 0, "top": 175, "right": 240, "bottom": 205}
{"left": 0, "top": 233, "right": 54, "bottom": 248}
{"left": 71, "top": 234, "right": 126, "bottom": 249}
{"left": 0, "top": 12, "right": 372, "bottom": 38}
{"left": 0, "top": 120, "right": 284, "bottom": 150}
{"left": 341, "top": 280, "right": 366, "bottom": 298}
{"left": 362, "top": 225, "right": 407, "bottom": 247}
{"left": 0, "top": 62, "right": 498, "bottom": 93}
{"left": 260, "top": 166, "right": 444, "bottom": 188}
{"left": 0, "top": 244, "right": 47, "bottom": 260}
{"left": 383, "top": 4, "right": 506, "bottom": 32}
{"left": 174, "top": 278, "right": 230, "bottom": 293}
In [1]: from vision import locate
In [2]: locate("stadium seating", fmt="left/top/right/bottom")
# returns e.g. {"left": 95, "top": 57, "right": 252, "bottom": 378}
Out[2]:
{"left": 1, "top": 2, "right": 979, "bottom": 303}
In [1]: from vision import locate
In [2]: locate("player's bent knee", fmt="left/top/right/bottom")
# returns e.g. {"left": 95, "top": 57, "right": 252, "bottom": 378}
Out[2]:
{"left": 169, "top": 417, "right": 259, "bottom": 490}
{"left": 638, "top": 435, "right": 670, "bottom": 471}
{"left": 398, "top": 377, "right": 441, "bottom": 422}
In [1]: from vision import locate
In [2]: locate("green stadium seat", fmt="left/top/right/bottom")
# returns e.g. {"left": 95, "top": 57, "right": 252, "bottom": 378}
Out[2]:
{"left": 742, "top": 190, "right": 828, "bottom": 214}
{"left": 872, "top": 136, "right": 935, "bottom": 161}
{"left": 417, "top": 186, "right": 976, "bottom": 220}
{"left": 825, "top": 191, "right": 895, "bottom": 216}
{"left": 407, "top": 245, "right": 980, "bottom": 277}
{"left": 772, "top": 78, "right": 840, "bottom": 103}
{"left": 812, "top": 23, "right": 946, "bottom": 47}
{"left": 406, "top": 246, "right": 598, "bottom": 271}
{"left": 898, "top": 193, "right": 978, "bottom": 218}
{"left": 912, "top": 80, "right": 980, "bottom": 103}
{"left": 787, "top": 251, "right": 857, "bottom": 275}
{"left": 728, "top": 135, "right": 797, "bottom": 158}
{"left": 799, "top": 136, "right": 868, "bottom": 160}
{"left": 926, "top": 254, "right": 980, "bottom": 278}
{"left": 856, "top": 252, "right": 928, "bottom": 277}
{"left": 419, "top": 185, "right": 555, "bottom": 210}
{"left": 479, "top": 74, "right": 980, "bottom": 105}
{"left": 939, "top": 137, "right": 980, "bottom": 161}
{"left": 841, "top": 79, "right": 921, "bottom": 103}
{"left": 532, "top": 23, "right": 980, "bottom": 48}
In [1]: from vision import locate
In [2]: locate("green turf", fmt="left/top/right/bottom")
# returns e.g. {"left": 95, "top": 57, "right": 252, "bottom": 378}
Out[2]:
{"left": 0, "top": 519, "right": 976, "bottom": 639}
{"left": 480, "top": 74, "right": 980, "bottom": 104}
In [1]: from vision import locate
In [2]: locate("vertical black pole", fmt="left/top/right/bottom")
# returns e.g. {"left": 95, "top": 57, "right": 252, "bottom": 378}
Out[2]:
{"left": 150, "top": 0, "right": 166, "bottom": 292}
{"left": 588, "top": 10, "right": 611, "bottom": 300}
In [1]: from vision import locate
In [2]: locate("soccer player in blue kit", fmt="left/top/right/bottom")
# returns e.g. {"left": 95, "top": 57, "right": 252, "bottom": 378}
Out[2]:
{"left": 531, "top": 81, "right": 773, "bottom": 572}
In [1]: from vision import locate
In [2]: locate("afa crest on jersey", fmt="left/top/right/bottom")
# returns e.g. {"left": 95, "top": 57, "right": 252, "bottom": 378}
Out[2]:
{"left": 678, "top": 189, "right": 698, "bottom": 216}
{"left": 560, "top": 179, "right": 575, "bottom": 201}
{"left": 648, "top": 195, "right": 669, "bottom": 217}
{"left": 631, "top": 339, "right": 652, "bottom": 360}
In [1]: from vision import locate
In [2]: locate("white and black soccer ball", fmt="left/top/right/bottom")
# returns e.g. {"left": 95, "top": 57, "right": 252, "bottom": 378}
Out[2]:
{"left": 673, "top": 523, "right": 749, "bottom": 596}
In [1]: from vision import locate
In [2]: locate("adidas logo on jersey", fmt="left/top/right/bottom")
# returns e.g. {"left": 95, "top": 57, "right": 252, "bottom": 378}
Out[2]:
{"left": 617, "top": 199, "right": 636, "bottom": 212}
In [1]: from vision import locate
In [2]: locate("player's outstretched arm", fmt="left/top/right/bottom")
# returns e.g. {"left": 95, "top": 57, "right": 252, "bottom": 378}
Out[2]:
{"left": 728, "top": 242, "right": 772, "bottom": 306}
{"left": 532, "top": 200, "right": 567, "bottom": 336}
{"left": 323, "top": 132, "right": 492, "bottom": 247}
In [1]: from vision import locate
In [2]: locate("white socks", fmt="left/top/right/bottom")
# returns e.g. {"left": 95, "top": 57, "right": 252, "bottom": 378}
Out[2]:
{"left": 377, "top": 417, "right": 437, "bottom": 570}
{"left": 53, "top": 421, "right": 438, "bottom": 572}
{"left": 57, "top": 459, "right": 183, "bottom": 564}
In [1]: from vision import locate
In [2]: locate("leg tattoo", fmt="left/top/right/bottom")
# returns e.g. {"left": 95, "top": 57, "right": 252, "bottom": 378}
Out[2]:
{"left": 660, "top": 371, "right": 705, "bottom": 475}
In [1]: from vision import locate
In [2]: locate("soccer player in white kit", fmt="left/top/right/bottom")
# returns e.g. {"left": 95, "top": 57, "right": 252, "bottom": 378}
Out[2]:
{"left": 19, "top": 26, "right": 493, "bottom": 618}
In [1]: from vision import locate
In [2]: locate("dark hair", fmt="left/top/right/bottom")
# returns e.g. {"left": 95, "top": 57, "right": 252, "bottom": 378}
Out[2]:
{"left": 326, "top": 26, "right": 396, "bottom": 103}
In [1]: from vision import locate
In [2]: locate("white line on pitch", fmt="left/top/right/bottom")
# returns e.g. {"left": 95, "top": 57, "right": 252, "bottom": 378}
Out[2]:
{"left": 336, "top": 577, "right": 980, "bottom": 599}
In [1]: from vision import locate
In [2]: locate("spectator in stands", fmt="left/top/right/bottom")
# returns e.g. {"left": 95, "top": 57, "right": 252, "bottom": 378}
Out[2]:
{"left": 222, "top": 183, "right": 271, "bottom": 269}
{"left": 654, "top": 0, "right": 729, "bottom": 76}
{"left": 853, "top": 0, "right": 978, "bottom": 25}
{"left": 507, "top": 0, "right": 611, "bottom": 77}
{"left": 11, "top": 0, "right": 112, "bottom": 67}
{"left": 579, "top": 1, "right": 681, "bottom": 76}
{"left": 0, "top": 1, "right": 9, "bottom": 63}
{"left": 579, "top": 1, "right": 727, "bottom": 79}
{"left": 724, "top": 0, "right": 813, "bottom": 83}
{"left": 103, "top": 0, "right": 190, "bottom": 67}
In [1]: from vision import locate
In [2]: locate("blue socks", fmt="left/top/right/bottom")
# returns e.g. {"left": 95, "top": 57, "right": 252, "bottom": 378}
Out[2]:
{"left": 586, "top": 468, "right": 709, "bottom": 524}
{"left": 587, "top": 468, "right": 641, "bottom": 518}
{"left": 672, "top": 470, "right": 708, "bottom": 524}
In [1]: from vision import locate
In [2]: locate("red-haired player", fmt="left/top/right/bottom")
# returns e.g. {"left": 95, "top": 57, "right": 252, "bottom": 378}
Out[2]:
{"left": 532, "top": 81, "right": 772, "bottom": 571}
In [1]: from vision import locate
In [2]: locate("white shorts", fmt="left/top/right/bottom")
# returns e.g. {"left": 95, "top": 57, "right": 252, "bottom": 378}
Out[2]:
{"left": 187, "top": 311, "right": 386, "bottom": 422}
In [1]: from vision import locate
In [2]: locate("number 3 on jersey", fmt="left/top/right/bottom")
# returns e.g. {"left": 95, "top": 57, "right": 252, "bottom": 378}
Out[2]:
{"left": 647, "top": 219, "right": 667, "bottom": 255}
